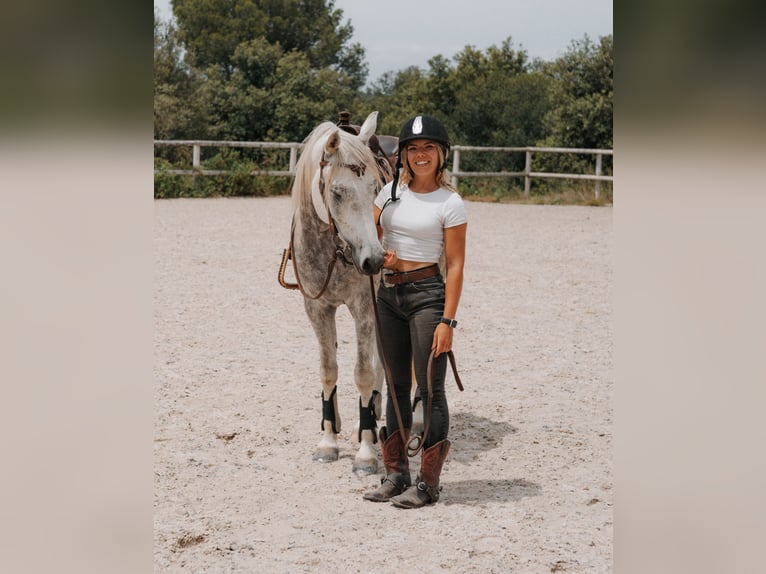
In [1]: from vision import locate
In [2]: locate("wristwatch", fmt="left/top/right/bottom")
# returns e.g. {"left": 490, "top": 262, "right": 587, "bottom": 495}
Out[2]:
{"left": 440, "top": 317, "right": 458, "bottom": 328}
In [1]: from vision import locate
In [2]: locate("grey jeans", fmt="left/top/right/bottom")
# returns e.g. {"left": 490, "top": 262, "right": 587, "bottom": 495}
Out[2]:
{"left": 377, "top": 274, "right": 449, "bottom": 449}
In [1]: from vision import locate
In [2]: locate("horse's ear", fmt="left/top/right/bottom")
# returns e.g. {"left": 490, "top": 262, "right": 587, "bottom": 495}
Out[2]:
{"left": 325, "top": 129, "right": 341, "bottom": 156}
{"left": 357, "top": 111, "right": 378, "bottom": 145}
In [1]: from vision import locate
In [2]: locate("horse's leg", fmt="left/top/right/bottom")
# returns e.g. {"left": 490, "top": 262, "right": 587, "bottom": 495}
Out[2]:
{"left": 347, "top": 295, "right": 381, "bottom": 475}
{"left": 305, "top": 301, "right": 341, "bottom": 462}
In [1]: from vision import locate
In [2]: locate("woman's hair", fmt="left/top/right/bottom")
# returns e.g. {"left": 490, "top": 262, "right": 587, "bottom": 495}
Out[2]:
{"left": 398, "top": 141, "right": 457, "bottom": 192}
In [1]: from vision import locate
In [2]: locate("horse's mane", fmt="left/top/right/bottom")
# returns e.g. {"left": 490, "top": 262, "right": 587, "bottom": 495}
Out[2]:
{"left": 291, "top": 121, "right": 381, "bottom": 214}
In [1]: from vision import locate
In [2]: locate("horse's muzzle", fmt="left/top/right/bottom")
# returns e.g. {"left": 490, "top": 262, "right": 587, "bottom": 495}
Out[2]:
{"left": 356, "top": 248, "right": 384, "bottom": 275}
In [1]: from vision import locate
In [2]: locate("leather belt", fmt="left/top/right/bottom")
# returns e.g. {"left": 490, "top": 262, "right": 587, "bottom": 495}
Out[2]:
{"left": 383, "top": 264, "right": 440, "bottom": 286}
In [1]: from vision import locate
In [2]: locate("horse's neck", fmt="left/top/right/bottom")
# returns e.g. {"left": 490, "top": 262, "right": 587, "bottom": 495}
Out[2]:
{"left": 293, "top": 205, "right": 333, "bottom": 256}
{"left": 294, "top": 203, "right": 323, "bottom": 235}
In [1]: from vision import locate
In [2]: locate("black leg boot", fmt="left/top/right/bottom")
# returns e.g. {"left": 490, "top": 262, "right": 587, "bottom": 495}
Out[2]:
{"left": 362, "top": 427, "right": 412, "bottom": 502}
{"left": 390, "top": 439, "right": 450, "bottom": 509}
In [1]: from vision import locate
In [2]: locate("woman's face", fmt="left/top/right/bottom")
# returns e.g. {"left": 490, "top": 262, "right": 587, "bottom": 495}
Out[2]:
{"left": 404, "top": 139, "right": 440, "bottom": 178}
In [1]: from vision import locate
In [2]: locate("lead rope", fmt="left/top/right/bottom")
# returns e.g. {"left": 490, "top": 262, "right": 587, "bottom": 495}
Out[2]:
{"left": 368, "top": 276, "right": 464, "bottom": 457}
{"left": 407, "top": 348, "right": 463, "bottom": 457}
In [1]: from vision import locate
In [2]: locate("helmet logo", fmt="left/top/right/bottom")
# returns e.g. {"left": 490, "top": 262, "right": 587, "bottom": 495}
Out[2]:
{"left": 412, "top": 116, "right": 423, "bottom": 135}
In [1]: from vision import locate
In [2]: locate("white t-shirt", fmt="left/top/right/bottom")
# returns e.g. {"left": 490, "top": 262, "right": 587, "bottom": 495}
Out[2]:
{"left": 374, "top": 182, "right": 467, "bottom": 263}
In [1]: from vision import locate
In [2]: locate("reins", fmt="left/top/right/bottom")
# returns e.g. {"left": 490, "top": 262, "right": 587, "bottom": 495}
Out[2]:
{"left": 277, "top": 224, "right": 342, "bottom": 300}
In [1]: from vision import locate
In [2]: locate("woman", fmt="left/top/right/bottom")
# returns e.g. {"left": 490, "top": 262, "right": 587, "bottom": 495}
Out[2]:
{"left": 363, "top": 115, "right": 468, "bottom": 508}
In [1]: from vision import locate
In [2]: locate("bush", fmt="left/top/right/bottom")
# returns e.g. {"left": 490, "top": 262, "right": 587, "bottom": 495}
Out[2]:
{"left": 153, "top": 150, "right": 293, "bottom": 198}
{"left": 455, "top": 176, "right": 611, "bottom": 206}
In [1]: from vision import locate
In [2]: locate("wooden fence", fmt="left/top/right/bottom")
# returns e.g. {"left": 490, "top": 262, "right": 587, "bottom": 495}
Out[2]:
{"left": 451, "top": 146, "right": 613, "bottom": 198}
{"left": 154, "top": 140, "right": 613, "bottom": 198}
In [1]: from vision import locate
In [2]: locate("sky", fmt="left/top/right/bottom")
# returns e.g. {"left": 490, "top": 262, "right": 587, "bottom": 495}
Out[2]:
{"left": 154, "top": 0, "right": 613, "bottom": 83}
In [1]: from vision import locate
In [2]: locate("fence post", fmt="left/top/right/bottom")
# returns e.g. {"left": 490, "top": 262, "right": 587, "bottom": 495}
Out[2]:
{"left": 289, "top": 144, "right": 298, "bottom": 173}
{"left": 193, "top": 144, "right": 201, "bottom": 169}
{"left": 524, "top": 149, "right": 532, "bottom": 196}
{"left": 595, "top": 153, "right": 602, "bottom": 199}
{"left": 451, "top": 148, "right": 460, "bottom": 188}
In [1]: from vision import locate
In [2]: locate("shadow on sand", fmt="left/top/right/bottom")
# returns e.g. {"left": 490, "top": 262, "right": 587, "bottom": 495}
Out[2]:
{"left": 442, "top": 477, "right": 541, "bottom": 505}
{"left": 448, "top": 410, "right": 517, "bottom": 464}
{"left": 442, "top": 411, "right": 541, "bottom": 505}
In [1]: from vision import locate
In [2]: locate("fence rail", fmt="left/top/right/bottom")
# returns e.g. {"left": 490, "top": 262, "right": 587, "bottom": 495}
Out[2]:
{"left": 154, "top": 140, "right": 302, "bottom": 177}
{"left": 451, "top": 145, "right": 613, "bottom": 198}
{"left": 154, "top": 140, "right": 613, "bottom": 198}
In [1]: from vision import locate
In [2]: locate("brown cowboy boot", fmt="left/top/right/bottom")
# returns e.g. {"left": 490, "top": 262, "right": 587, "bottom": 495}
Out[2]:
{"left": 362, "top": 427, "right": 411, "bottom": 502}
{"left": 390, "top": 439, "right": 450, "bottom": 509}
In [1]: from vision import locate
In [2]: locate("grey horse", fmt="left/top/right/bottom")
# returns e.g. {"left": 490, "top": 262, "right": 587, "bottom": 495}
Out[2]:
{"left": 282, "top": 111, "right": 387, "bottom": 474}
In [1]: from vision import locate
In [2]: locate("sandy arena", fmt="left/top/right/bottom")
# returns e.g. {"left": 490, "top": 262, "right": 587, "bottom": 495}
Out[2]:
{"left": 154, "top": 196, "right": 613, "bottom": 573}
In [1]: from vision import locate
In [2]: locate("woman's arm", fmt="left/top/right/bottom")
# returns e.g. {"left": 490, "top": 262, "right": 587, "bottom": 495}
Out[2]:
{"left": 432, "top": 222, "right": 467, "bottom": 356}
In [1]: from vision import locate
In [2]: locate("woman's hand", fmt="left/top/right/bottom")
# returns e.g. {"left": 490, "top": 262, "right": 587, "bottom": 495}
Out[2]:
{"left": 432, "top": 322, "right": 453, "bottom": 357}
{"left": 383, "top": 249, "right": 398, "bottom": 269}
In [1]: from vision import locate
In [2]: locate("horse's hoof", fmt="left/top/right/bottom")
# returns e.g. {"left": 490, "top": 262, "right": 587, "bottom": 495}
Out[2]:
{"left": 352, "top": 459, "right": 378, "bottom": 476}
{"left": 313, "top": 448, "right": 339, "bottom": 463}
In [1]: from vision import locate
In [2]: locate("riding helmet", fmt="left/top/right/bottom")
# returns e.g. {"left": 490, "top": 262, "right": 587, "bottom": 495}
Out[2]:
{"left": 397, "top": 114, "right": 450, "bottom": 168}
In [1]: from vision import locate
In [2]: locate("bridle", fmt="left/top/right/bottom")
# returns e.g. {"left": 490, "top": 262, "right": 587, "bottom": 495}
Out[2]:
{"left": 278, "top": 152, "right": 371, "bottom": 300}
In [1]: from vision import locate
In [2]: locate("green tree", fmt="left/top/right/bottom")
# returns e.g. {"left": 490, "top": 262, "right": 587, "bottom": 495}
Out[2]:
{"left": 171, "top": 0, "right": 366, "bottom": 87}
{"left": 268, "top": 51, "right": 358, "bottom": 141}
{"left": 361, "top": 66, "right": 432, "bottom": 136}
{"left": 155, "top": 0, "right": 614, "bottom": 202}
{"left": 198, "top": 38, "right": 281, "bottom": 140}
{"left": 360, "top": 37, "right": 554, "bottom": 152}
{"left": 541, "top": 34, "right": 613, "bottom": 150}
{"left": 198, "top": 37, "right": 358, "bottom": 142}
{"left": 447, "top": 38, "right": 553, "bottom": 171}
{"left": 154, "top": 10, "right": 208, "bottom": 140}
{"left": 171, "top": 0, "right": 265, "bottom": 75}
{"left": 162, "top": 0, "right": 368, "bottom": 142}
{"left": 426, "top": 55, "right": 457, "bottom": 119}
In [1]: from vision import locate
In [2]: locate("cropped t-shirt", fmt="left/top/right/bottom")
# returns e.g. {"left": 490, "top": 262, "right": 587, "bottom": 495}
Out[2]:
{"left": 374, "top": 182, "right": 468, "bottom": 263}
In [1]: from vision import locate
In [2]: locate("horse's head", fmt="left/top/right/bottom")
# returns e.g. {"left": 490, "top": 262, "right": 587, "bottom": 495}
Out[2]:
{"left": 299, "top": 111, "right": 386, "bottom": 275}
{"left": 337, "top": 111, "right": 396, "bottom": 182}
